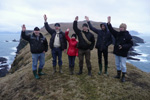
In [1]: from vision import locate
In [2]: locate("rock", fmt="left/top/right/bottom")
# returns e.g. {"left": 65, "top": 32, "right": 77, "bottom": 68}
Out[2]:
{"left": 0, "top": 57, "right": 7, "bottom": 64}
{"left": 0, "top": 65, "right": 8, "bottom": 77}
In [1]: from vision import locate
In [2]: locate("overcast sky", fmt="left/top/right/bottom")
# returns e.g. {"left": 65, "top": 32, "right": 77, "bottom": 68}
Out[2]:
{"left": 0, "top": 0, "right": 149, "bottom": 34}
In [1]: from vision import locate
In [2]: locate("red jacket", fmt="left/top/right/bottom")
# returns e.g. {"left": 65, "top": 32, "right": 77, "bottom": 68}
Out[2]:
{"left": 65, "top": 31, "right": 78, "bottom": 56}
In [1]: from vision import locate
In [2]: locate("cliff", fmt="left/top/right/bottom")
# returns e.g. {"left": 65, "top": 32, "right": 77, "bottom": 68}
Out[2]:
{"left": 0, "top": 21, "right": 149, "bottom": 100}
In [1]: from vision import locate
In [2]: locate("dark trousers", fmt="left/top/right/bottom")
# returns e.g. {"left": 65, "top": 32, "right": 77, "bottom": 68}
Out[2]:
{"left": 52, "top": 47, "right": 62, "bottom": 67}
{"left": 78, "top": 49, "right": 91, "bottom": 69}
{"left": 68, "top": 56, "right": 76, "bottom": 68}
{"left": 98, "top": 49, "right": 108, "bottom": 65}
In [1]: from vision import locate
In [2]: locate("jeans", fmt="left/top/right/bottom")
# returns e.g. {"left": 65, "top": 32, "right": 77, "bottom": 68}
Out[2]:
{"left": 78, "top": 49, "right": 91, "bottom": 69}
{"left": 32, "top": 53, "right": 45, "bottom": 71}
{"left": 115, "top": 55, "right": 127, "bottom": 72}
{"left": 98, "top": 49, "right": 108, "bottom": 65}
{"left": 68, "top": 56, "right": 76, "bottom": 68}
{"left": 52, "top": 47, "right": 62, "bottom": 66}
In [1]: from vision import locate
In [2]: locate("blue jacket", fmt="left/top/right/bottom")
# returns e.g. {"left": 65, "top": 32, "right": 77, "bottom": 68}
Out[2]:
{"left": 88, "top": 21, "right": 112, "bottom": 50}
{"left": 44, "top": 22, "right": 67, "bottom": 50}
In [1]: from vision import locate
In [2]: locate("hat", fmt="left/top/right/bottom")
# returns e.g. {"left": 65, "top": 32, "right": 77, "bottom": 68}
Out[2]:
{"left": 82, "top": 23, "right": 88, "bottom": 28}
{"left": 54, "top": 23, "right": 60, "bottom": 27}
{"left": 71, "top": 34, "right": 77, "bottom": 39}
{"left": 34, "top": 27, "right": 40, "bottom": 31}
{"left": 119, "top": 23, "right": 127, "bottom": 30}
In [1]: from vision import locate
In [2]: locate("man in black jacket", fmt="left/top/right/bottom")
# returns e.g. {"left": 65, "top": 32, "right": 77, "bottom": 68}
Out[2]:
{"left": 44, "top": 14, "right": 67, "bottom": 74}
{"left": 85, "top": 16, "right": 112, "bottom": 75}
{"left": 21, "top": 25, "right": 48, "bottom": 79}
{"left": 73, "top": 16, "right": 95, "bottom": 76}
{"left": 107, "top": 16, "right": 133, "bottom": 82}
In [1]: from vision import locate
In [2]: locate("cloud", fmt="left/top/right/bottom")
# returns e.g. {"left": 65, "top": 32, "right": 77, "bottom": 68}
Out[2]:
{"left": 0, "top": 0, "right": 149, "bottom": 34}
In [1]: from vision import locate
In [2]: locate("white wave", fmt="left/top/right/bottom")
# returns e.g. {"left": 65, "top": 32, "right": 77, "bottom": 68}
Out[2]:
{"left": 11, "top": 47, "right": 17, "bottom": 51}
{"left": 134, "top": 48, "right": 141, "bottom": 52}
{"left": 146, "top": 46, "right": 150, "bottom": 47}
{"left": 8, "top": 65, "right": 11, "bottom": 70}
{"left": 141, "top": 53, "right": 149, "bottom": 57}
{"left": 10, "top": 52, "right": 16, "bottom": 56}
{"left": 0, "top": 67, "right": 4, "bottom": 70}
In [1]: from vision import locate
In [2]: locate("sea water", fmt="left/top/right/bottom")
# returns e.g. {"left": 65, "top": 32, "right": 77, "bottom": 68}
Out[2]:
{"left": 128, "top": 35, "right": 150, "bottom": 72}
{"left": 0, "top": 33, "right": 20, "bottom": 70}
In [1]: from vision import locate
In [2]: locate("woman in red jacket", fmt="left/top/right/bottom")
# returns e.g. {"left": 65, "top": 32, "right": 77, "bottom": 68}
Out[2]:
{"left": 65, "top": 29, "right": 78, "bottom": 75}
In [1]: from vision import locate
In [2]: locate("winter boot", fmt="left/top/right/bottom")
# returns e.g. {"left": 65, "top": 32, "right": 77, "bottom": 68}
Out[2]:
{"left": 121, "top": 72, "right": 126, "bottom": 82}
{"left": 38, "top": 68, "right": 46, "bottom": 76}
{"left": 52, "top": 66, "right": 56, "bottom": 74}
{"left": 88, "top": 67, "right": 92, "bottom": 76}
{"left": 98, "top": 64, "right": 102, "bottom": 75}
{"left": 104, "top": 65, "right": 108, "bottom": 75}
{"left": 77, "top": 67, "right": 83, "bottom": 75}
{"left": 114, "top": 70, "right": 121, "bottom": 79}
{"left": 33, "top": 70, "right": 40, "bottom": 79}
{"left": 59, "top": 66, "right": 63, "bottom": 73}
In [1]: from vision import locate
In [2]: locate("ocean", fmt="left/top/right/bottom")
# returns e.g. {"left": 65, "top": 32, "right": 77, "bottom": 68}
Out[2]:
{"left": 128, "top": 35, "right": 150, "bottom": 72}
{"left": 0, "top": 33, "right": 20, "bottom": 70}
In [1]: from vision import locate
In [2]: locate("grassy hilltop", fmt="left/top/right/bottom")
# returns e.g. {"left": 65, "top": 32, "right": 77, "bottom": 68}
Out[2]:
{"left": 0, "top": 21, "right": 150, "bottom": 100}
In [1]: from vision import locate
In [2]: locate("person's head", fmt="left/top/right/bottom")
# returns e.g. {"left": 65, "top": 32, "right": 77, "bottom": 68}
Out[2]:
{"left": 71, "top": 34, "right": 77, "bottom": 39}
{"left": 119, "top": 23, "right": 127, "bottom": 32}
{"left": 54, "top": 23, "right": 61, "bottom": 30}
{"left": 82, "top": 23, "right": 89, "bottom": 32}
{"left": 34, "top": 27, "right": 40, "bottom": 36}
{"left": 100, "top": 24, "right": 106, "bottom": 31}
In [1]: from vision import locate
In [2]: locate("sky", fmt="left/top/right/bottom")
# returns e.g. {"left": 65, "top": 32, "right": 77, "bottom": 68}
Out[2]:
{"left": 0, "top": 0, "right": 149, "bottom": 34}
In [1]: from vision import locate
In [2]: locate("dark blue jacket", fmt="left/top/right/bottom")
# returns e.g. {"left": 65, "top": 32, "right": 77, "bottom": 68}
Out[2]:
{"left": 107, "top": 23, "right": 133, "bottom": 57}
{"left": 88, "top": 21, "right": 112, "bottom": 50}
{"left": 44, "top": 22, "right": 67, "bottom": 50}
{"left": 21, "top": 31, "right": 48, "bottom": 54}
{"left": 73, "top": 21, "right": 95, "bottom": 50}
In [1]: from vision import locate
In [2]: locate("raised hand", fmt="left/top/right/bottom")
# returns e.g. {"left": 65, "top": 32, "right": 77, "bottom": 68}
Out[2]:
{"left": 75, "top": 16, "right": 78, "bottom": 21}
{"left": 108, "top": 16, "right": 111, "bottom": 23}
{"left": 22, "top": 24, "right": 26, "bottom": 32}
{"left": 44, "top": 14, "right": 47, "bottom": 22}
{"left": 85, "top": 16, "right": 89, "bottom": 21}
{"left": 66, "top": 28, "right": 69, "bottom": 32}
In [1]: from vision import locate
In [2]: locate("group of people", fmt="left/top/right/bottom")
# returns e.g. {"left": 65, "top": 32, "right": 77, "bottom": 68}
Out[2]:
{"left": 21, "top": 15, "right": 133, "bottom": 82}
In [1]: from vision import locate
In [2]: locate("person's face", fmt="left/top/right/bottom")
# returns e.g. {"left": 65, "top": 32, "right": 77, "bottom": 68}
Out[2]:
{"left": 34, "top": 31, "right": 40, "bottom": 36}
{"left": 82, "top": 26, "right": 88, "bottom": 31}
{"left": 55, "top": 26, "right": 60, "bottom": 30}
{"left": 120, "top": 27, "right": 125, "bottom": 32}
{"left": 101, "top": 25, "right": 106, "bottom": 30}
{"left": 71, "top": 36, "right": 75, "bottom": 39}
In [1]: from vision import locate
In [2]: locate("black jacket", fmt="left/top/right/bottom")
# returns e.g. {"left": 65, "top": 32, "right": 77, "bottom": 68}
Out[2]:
{"left": 44, "top": 22, "right": 67, "bottom": 50}
{"left": 73, "top": 21, "right": 95, "bottom": 50}
{"left": 88, "top": 21, "right": 112, "bottom": 50}
{"left": 21, "top": 31, "right": 48, "bottom": 54}
{"left": 107, "top": 23, "right": 133, "bottom": 57}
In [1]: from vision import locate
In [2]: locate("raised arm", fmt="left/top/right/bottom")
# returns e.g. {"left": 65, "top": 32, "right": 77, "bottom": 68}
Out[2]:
{"left": 73, "top": 16, "right": 81, "bottom": 35}
{"left": 85, "top": 16, "right": 99, "bottom": 34}
{"left": 65, "top": 29, "right": 70, "bottom": 42}
{"left": 107, "top": 16, "right": 119, "bottom": 38}
{"left": 21, "top": 24, "right": 30, "bottom": 41}
{"left": 44, "top": 14, "right": 55, "bottom": 35}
